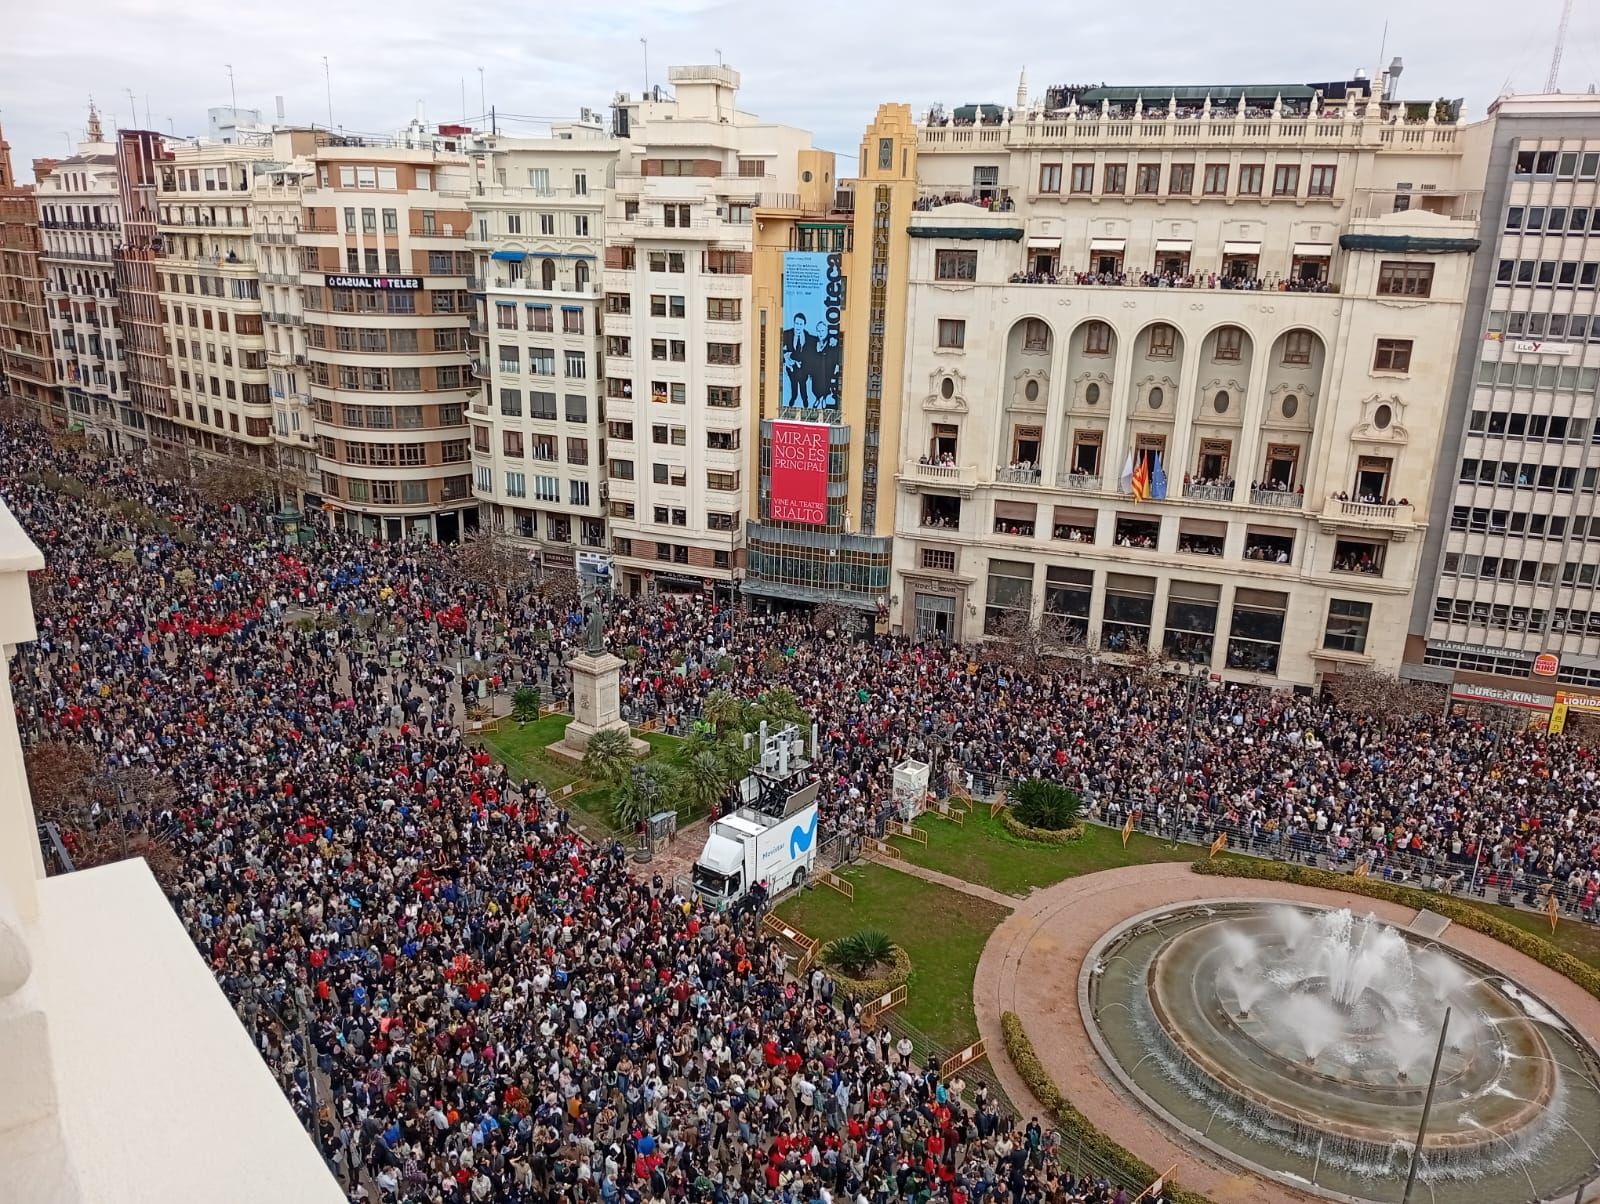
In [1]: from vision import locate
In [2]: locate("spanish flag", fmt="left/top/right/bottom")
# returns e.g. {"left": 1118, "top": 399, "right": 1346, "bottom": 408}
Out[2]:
{"left": 1121, "top": 813, "right": 1136, "bottom": 848}
{"left": 1130, "top": 452, "right": 1151, "bottom": 502}
{"left": 1209, "top": 832, "right": 1228, "bottom": 859}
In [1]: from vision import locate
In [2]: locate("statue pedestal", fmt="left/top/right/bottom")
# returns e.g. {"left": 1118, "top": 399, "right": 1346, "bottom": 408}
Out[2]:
{"left": 550, "top": 651, "right": 648, "bottom": 762}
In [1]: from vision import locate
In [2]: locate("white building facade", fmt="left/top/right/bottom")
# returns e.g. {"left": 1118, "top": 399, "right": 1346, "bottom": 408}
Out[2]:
{"left": 1409, "top": 94, "right": 1600, "bottom": 707}
{"left": 36, "top": 109, "right": 140, "bottom": 452}
{"left": 601, "top": 66, "right": 819, "bottom": 596}
{"left": 892, "top": 72, "right": 1485, "bottom": 686}
{"left": 467, "top": 124, "right": 616, "bottom": 588}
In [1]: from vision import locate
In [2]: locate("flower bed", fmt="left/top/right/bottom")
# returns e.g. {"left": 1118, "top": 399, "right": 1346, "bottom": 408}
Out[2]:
{"left": 998, "top": 810, "right": 1084, "bottom": 845}
{"left": 1192, "top": 857, "right": 1600, "bottom": 1002}
{"left": 823, "top": 946, "right": 912, "bottom": 999}
{"left": 1001, "top": 1012, "right": 1212, "bottom": 1204}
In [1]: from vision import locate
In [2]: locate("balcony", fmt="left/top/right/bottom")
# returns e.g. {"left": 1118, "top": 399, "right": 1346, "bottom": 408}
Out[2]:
{"left": 1324, "top": 497, "right": 1414, "bottom": 529}
{"left": 1055, "top": 471, "right": 1101, "bottom": 492}
{"left": 904, "top": 459, "right": 978, "bottom": 489}
{"left": 260, "top": 271, "right": 298, "bottom": 286}
{"left": 1183, "top": 482, "right": 1236, "bottom": 503}
{"left": 994, "top": 465, "right": 1042, "bottom": 485}
{"left": 1249, "top": 486, "right": 1304, "bottom": 510}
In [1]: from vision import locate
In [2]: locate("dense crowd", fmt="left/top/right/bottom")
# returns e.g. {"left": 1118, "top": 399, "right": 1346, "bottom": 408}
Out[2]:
{"left": 6, "top": 421, "right": 1600, "bottom": 1203}
{"left": 2, "top": 426, "right": 1148, "bottom": 1204}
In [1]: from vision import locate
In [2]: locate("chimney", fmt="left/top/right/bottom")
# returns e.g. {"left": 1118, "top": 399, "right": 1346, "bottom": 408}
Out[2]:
{"left": 275, "top": 96, "right": 286, "bottom": 122}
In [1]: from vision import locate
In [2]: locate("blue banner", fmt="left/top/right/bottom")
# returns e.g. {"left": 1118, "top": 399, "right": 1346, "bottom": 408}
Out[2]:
{"left": 781, "top": 251, "right": 843, "bottom": 409}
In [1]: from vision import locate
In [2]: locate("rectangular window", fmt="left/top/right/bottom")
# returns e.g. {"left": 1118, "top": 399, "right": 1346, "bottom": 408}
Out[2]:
{"left": 1070, "top": 163, "right": 1094, "bottom": 194}
{"left": 935, "top": 249, "right": 978, "bottom": 281}
{"left": 1135, "top": 164, "right": 1161, "bottom": 194}
{"left": 1203, "top": 164, "right": 1229, "bottom": 195}
{"left": 1282, "top": 331, "right": 1313, "bottom": 365}
{"left": 1323, "top": 598, "right": 1372, "bottom": 654}
{"left": 1377, "top": 261, "right": 1434, "bottom": 297}
{"left": 1307, "top": 165, "right": 1336, "bottom": 197}
{"left": 1272, "top": 164, "right": 1300, "bottom": 196}
{"left": 937, "top": 319, "right": 966, "bottom": 349}
{"left": 1039, "top": 163, "right": 1062, "bottom": 193}
{"left": 706, "top": 342, "right": 741, "bottom": 366}
{"left": 1168, "top": 163, "right": 1193, "bottom": 195}
{"left": 1373, "top": 338, "right": 1413, "bottom": 372}
{"left": 1103, "top": 163, "right": 1126, "bottom": 195}
{"left": 1238, "top": 164, "right": 1264, "bottom": 195}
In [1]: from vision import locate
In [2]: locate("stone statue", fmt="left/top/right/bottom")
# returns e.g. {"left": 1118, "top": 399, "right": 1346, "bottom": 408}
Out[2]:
{"left": 582, "top": 585, "right": 606, "bottom": 655}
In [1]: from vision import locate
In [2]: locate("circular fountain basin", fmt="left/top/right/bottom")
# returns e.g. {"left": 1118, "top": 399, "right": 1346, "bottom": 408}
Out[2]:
{"left": 1085, "top": 902, "right": 1600, "bottom": 1203}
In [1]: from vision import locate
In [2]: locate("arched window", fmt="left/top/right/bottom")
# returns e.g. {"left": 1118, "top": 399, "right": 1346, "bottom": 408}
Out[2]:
{"left": 1022, "top": 318, "right": 1051, "bottom": 353}
{"left": 541, "top": 258, "right": 556, "bottom": 289}
{"left": 574, "top": 259, "right": 590, "bottom": 290}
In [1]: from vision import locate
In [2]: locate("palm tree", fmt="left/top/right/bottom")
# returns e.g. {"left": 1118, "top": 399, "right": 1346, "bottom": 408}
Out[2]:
{"left": 1011, "top": 777, "right": 1082, "bottom": 831}
{"left": 581, "top": 727, "right": 636, "bottom": 787}
{"left": 681, "top": 749, "right": 730, "bottom": 817}
{"left": 702, "top": 689, "right": 747, "bottom": 734}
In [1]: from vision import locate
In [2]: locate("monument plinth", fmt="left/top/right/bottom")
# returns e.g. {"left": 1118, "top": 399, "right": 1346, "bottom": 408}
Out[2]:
{"left": 550, "top": 603, "right": 647, "bottom": 762}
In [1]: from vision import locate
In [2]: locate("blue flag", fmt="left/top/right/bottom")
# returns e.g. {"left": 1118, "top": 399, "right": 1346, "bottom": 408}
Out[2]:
{"left": 1150, "top": 451, "right": 1169, "bottom": 500}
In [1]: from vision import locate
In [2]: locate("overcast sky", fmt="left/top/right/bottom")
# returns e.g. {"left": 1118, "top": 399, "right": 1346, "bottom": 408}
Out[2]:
{"left": 5, "top": 0, "right": 1600, "bottom": 180}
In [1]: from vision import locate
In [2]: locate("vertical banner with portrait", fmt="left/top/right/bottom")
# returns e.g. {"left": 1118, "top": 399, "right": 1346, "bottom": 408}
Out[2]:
{"left": 780, "top": 251, "right": 843, "bottom": 409}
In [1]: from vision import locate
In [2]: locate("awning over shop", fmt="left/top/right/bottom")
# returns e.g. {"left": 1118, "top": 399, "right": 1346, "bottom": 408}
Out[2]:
{"left": 1154, "top": 239, "right": 1193, "bottom": 252}
{"left": 490, "top": 250, "right": 525, "bottom": 262}
{"left": 1292, "top": 242, "right": 1333, "bottom": 257}
{"left": 1089, "top": 238, "right": 1126, "bottom": 252}
{"left": 1222, "top": 241, "right": 1261, "bottom": 255}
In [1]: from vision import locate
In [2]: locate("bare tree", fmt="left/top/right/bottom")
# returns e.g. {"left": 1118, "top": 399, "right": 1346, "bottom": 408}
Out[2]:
{"left": 24, "top": 742, "right": 183, "bottom": 885}
{"left": 981, "top": 610, "right": 1089, "bottom": 675}
{"left": 1325, "top": 668, "right": 1446, "bottom": 723}
{"left": 190, "top": 457, "right": 275, "bottom": 507}
{"left": 812, "top": 601, "right": 850, "bottom": 635}
{"left": 540, "top": 569, "right": 581, "bottom": 611}
{"left": 458, "top": 526, "right": 535, "bottom": 599}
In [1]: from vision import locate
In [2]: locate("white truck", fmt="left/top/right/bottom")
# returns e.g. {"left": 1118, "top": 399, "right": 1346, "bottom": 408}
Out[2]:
{"left": 692, "top": 723, "right": 821, "bottom": 907}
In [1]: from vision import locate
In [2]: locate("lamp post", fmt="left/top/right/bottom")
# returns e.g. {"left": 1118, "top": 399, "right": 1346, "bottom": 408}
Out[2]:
{"left": 1401, "top": 1007, "right": 1451, "bottom": 1204}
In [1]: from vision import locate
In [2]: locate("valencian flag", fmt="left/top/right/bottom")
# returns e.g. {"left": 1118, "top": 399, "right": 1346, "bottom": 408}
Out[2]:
{"left": 1130, "top": 452, "right": 1151, "bottom": 502}
{"left": 1150, "top": 451, "right": 1168, "bottom": 501}
{"left": 1353, "top": 858, "right": 1370, "bottom": 878}
{"left": 1209, "top": 832, "right": 1227, "bottom": 859}
{"left": 1121, "top": 812, "right": 1135, "bottom": 848}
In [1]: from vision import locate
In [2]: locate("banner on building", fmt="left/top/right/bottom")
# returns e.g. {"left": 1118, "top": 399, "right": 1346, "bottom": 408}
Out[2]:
{"left": 781, "top": 251, "right": 843, "bottom": 409}
{"left": 769, "top": 421, "right": 830, "bottom": 525}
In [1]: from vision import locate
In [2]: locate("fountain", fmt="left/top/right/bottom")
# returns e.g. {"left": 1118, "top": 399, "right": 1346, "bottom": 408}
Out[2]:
{"left": 1084, "top": 902, "right": 1600, "bottom": 1203}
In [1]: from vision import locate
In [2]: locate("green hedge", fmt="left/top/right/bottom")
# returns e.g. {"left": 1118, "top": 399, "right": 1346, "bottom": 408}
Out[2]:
{"left": 1001, "top": 1012, "right": 1212, "bottom": 1204}
{"left": 1192, "top": 857, "right": 1600, "bottom": 1002}
{"left": 823, "top": 946, "right": 913, "bottom": 999}
{"left": 998, "top": 810, "right": 1085, "bottom": 846}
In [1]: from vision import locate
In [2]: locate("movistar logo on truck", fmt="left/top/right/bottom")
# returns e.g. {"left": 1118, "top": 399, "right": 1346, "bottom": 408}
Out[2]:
{"left": 788, "top": 812, "right": 818, "bottom": 857}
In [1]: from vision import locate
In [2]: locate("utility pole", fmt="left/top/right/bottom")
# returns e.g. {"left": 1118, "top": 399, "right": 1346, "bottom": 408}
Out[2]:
{"left": 641, "top": 39, "right": 650, "bottom": 95}
{"left": 322, "top": 56, "right": 333, "bottom": 128}
{"left": 478, "top": 67, "right": 486, "bottom": 117}
{"left": 1401, "top": 1007, "right": 1451, "bottom": 1204}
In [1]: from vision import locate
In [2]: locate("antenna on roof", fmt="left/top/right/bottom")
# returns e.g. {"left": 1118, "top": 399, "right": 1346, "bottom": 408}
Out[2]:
{"left": 1547, "top": 0, "right": 1574, "bottom": 92}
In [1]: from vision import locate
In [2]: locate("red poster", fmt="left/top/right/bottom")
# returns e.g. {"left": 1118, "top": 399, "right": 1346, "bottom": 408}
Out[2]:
{"left": 769, "top": 421, "right": 830, "bottom": 525}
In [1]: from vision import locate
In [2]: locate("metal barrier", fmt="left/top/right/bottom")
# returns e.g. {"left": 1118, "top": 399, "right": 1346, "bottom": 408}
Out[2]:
{"left": 818, "top": 868, "right": 855, "bottom": 899}
{"left": 761, "top": 913, "right": 820, "bottom": 971}
{"left": 941, "top": 1038, "right": 988, "bottom": 1076}
{"left": 868, "top": 837, "right": 903, "bottom": 860}
{"left": 858, "top": 982, "right": 907, "bottom": 1026}
{"left": 892, "top": 821, "right": 928, "bottom": 845}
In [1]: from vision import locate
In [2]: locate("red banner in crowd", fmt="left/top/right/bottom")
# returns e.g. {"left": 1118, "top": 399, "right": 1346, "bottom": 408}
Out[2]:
{"left": 769, "top": 421, "right": 830, "bottom": 526}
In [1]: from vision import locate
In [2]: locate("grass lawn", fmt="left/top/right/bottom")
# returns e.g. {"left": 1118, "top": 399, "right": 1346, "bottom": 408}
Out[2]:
{"left": 891, "top": 808, "right": 1197, "bottom": 897}
{"left": 776, "top": 863, "right": 1008, "bottom": 1050}
{"left": 1469, "top": 897, "right": 1600, "bottom": 971}
{"left": 473, "top": 715, "right": 692, "bottom": 838}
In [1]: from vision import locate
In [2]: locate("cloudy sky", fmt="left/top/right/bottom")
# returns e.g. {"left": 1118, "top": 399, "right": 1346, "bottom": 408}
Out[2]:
{"left": 4, "top": 0, "right": 1600, "bottom": 178}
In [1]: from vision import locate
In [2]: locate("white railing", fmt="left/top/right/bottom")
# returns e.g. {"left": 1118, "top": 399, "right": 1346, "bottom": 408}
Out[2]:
{"left": 994, "top": 465, "right": 1042, "bottom": 485}
{"left": 1250, "top": 488, "right": 1304, "bottom": 509}
{"left": 906, "top": 460, "right": 977, "bottom": 487}
{"left": 1055, "top": 471, "right": 1101, "bottom": 492}
{"left": 1183, "top": 482, "right": 1235, "bottom": 503}
{"left": 1330, "top": 498, "right": 1410, "bottom": 523}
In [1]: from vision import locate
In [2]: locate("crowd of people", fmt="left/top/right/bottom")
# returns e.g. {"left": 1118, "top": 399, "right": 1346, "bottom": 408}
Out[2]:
{"left": 1007, "top": 270, "right": 1334, "bottom": 293}
{"left": 6, "top": 419, "right": 1600, "bottom": 1203}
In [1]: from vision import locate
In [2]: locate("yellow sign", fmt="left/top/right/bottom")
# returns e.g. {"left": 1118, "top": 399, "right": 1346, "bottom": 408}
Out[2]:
{"left": 1549, "top": 702, "right": 1569, "bottom": 735}
{"left": 1209, "top": 833, "right": 1228, "bottom": 859}
{"left": 1121, "top": 813, "right": 1135, "bottom": 848}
